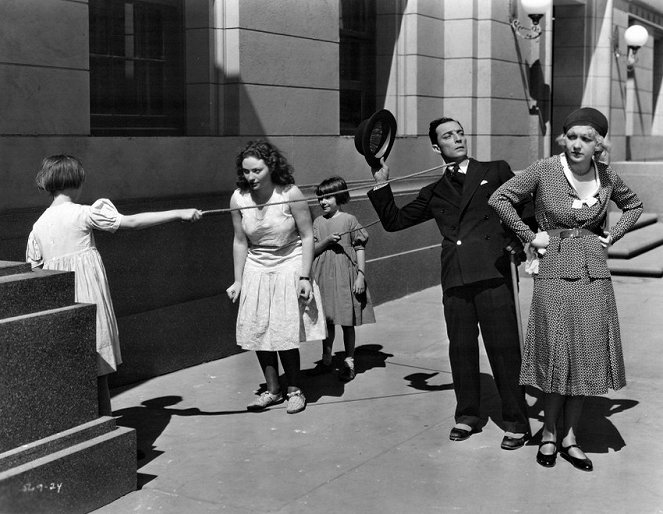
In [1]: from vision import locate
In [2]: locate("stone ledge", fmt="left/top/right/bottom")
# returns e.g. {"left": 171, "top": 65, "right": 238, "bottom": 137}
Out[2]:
{"left": 0, "top": 269, "right": 75, "bottom": 319}
{"left": 0, "top": 304, "right": 97, "bottom": 452}
{"left": 0, "top": 417, "right": 117, "bottom": 472}
{"left": 0, "top": 425, "right": 136, "bottom": 514}
{"left": 0, "top": 261, "right": 31, "bottom": 277}
{"left": 608, "top": 222, "right": 663, "bottom": 259}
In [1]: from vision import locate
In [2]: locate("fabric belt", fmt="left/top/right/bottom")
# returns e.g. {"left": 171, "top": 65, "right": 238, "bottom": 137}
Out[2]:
{"left": 547, "top": 228, "right": 597, "bottom": 239}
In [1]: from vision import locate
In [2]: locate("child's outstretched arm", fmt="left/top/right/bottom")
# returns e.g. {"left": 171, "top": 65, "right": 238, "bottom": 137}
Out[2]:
{"left": 119, "top": 208, "right": 202, "bottom": 230}
{"left": 354, "top": 247, "right": 366, "bottom": 294}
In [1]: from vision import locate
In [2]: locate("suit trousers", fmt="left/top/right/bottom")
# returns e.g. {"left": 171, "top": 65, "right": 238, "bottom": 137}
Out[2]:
{"left": 442, "top": 278, "right": 530, "bottom": 433}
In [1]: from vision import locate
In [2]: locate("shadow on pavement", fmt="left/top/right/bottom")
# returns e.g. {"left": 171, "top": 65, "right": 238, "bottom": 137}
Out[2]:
{"left": 246, "top": 343, "right": 396, "bottom": 404}
{"left": 525, "top": 387, "right": 638, "bottom": 453}
{"left": 403, "top": 371, "right": 454, "bottom": 392}
{"left": 114, "top": 395, "right": 248, "bottom": 480}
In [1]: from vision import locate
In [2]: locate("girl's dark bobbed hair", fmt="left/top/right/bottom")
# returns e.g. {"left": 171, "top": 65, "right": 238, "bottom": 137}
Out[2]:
{"left": 315, "top": 176, "right": 350, "bottom": 205}
{"left": 235, "top": 140, "right": 295, "bottom": 191}
{"left": 35, "top": 154, "right": 86, "bottom": 193}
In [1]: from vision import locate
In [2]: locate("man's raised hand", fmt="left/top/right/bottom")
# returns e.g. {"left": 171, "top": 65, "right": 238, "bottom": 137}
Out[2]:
{"left": 370, "top": 159, "right": 390, "bottom": 184}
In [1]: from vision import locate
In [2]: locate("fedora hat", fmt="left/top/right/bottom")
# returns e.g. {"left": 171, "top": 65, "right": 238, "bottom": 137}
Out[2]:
{"left": 354, "top": 109, "right": 397, "bottom": 168}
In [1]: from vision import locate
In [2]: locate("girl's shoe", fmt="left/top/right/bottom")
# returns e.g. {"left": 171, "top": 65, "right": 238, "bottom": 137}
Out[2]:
{"left": 560, "top": 444, "right": 593, "bottom": 472}
{"left": 536, "top": 441, "right": 558, "bottom": 467}
{"left": 247, "top": 391, "right": 283, "bottom": 411}
{"left": 286, "top": 390, "right": 306, "bottom": 414}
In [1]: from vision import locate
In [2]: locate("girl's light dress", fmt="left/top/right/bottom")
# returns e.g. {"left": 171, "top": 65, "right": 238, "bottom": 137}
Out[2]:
{"left": 312, "top": 212, "right": 376, "bottom": 326}
{"left": 233, "top": 185, "right": 326, "bottom": 351}
{"left": 26, "top": 199, "right": 122, "bottom": 376}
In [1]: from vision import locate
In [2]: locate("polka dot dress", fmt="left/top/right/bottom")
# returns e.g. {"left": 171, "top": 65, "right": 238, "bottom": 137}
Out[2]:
{"left": 520, "top": 273, "right": 626, "bottom": 395}
{"left": 489, "top": 154, "right": 643, "bottom": 396}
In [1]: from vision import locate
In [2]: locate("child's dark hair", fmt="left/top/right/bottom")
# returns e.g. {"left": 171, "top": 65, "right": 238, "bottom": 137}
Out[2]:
{"left": 315, "top": 176, "right": 350, "bottom": 205}
{"left": 235, "top": 140, "right": 295, "bottom": 191}
{"left": 428, "top": 117, "right": 463, "bottom": 146}
{"left": 35, "top": 154, "right": 86, "bottom": 193}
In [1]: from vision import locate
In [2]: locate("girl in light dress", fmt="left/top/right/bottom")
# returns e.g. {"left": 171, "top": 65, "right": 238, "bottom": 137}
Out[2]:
{"left": 26, "top": 155, "right": 202, "bottom": 416}
{"left": 226, "top": 140, "right": 326, "bottom": 414}
{"left": 309, "top": 176, "right": 375, "bottom": 381}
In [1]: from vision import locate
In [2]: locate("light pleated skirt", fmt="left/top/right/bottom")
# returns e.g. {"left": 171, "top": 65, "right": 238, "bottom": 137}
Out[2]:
{"left": 44, "top": 247, "right": 121, "bottom": 376}
{"left": 237, "top": 256, "right": 326, "bottom": 351}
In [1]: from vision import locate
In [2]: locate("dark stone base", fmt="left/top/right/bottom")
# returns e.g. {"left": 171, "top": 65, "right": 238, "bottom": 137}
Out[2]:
{"left": 0, "top": 417, "right": 136, "bottom": 514}
{"left": 0, "top": 304, "right": 98, "bottom": 452}
{"left": 0, "top": 269, "right": 75, "bottom": 319}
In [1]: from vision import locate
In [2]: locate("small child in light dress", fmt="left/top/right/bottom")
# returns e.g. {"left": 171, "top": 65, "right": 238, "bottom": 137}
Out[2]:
{"left": 26, "top": 155, "right": 202, "bottom": 416}
{"left": 310, "top": 176, "right": 375, "bottom": 381}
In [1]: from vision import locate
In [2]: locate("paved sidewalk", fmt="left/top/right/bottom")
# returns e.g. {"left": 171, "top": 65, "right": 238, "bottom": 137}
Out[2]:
{"left": 98, "top": 275, "right": 663, "bottom": 513}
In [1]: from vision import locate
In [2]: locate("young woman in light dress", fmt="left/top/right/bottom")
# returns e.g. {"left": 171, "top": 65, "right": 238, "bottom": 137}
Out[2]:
{"left": 226, "top": 140, "right": 326, "bottom": 414}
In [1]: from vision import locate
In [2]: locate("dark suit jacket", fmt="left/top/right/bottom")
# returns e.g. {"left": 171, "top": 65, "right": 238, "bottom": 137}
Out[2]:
{"left": 368, "top": 158, "right": 525, "bottom": 290}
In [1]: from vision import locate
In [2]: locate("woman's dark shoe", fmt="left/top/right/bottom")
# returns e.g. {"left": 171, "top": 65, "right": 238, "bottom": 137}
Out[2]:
{"left": 536, "top": 441, "right": 558, "bottom": 467}
{"left": 560, "top": 444, "right": 593, "bottom": 472}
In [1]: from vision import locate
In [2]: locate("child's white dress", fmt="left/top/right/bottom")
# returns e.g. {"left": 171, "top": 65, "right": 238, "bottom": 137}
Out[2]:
{"left": 26, "top": 199, "right": 123, "bottom": 376}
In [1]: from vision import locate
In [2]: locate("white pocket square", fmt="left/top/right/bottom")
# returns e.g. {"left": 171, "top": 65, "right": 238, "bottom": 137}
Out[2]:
{"left": 480, "top": 180, "right": 488, "bottom": 185}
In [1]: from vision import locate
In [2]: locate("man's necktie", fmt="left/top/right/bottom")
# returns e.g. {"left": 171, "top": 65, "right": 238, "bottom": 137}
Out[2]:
{"left": 449, "top": 163, "right": 464, "bottom": 190}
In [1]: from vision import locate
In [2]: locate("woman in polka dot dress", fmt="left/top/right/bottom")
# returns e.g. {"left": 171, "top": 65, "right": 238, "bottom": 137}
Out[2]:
{"left": 489, "top": 108, "right": 642, "bottom": 472}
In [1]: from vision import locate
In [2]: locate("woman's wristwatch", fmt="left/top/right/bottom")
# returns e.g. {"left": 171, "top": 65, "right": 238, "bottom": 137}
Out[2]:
{"left": 299, "top": 276, "right": 310, "bottom": 281}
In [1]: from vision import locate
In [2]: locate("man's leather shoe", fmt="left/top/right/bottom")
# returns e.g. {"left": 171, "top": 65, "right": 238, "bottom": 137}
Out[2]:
{"left": 501, "top": 432, "right": 529, "bottom": 450}
{"left": 449, "top": 426, "right": 472, "bottom": 441}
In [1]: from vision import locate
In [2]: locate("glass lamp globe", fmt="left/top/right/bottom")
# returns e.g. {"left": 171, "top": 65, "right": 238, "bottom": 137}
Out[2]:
{"left": 520, "top": 0, "right": 553, "bottom": 16}
{"left": 624, "top": 25, "right": 649, "bottom": 48}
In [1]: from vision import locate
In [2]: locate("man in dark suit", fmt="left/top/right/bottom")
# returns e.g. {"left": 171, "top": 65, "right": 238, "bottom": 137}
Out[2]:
{"left": 367, "top": 117, "right": 530, "bottom": 449}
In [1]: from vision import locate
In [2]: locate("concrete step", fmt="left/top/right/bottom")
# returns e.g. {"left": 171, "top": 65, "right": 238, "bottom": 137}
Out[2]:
{"left": 0, "top": 269, "right": 76, "bottom": 319}
{"left": 0, "top": 261, "right": 31, "bottom": 278}
{"left": 0, "top": 417, "right": 117, "bottom": 472}
{"left": 608, "top": 211, "right": 657, "bottom": 230}
{"left": 0, "top": 422, "right": 136, "bottom": 514}
{"left": 608, "top": 222, "right": 663, "bottom": 259}
{"left": 609, "top": 244, "right": 663, "bottom": 277}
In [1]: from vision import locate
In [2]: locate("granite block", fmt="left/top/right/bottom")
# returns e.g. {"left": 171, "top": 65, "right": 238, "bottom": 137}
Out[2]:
{"left": 0, "top": 417, "right": 117, "bottom": 472}
{"left": 0, "top": 304, "right": 97, "bottom": 452}
{"left": 0, "top": 261, "right": 31, "bottom": 277}
{"left": 0, "top": 425, "right": 136, "bottom": 514}
{"left": 0, "top": 269, "right": 75, "bottom": 319}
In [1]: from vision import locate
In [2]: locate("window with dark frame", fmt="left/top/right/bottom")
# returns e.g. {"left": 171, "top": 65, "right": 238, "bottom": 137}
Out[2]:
{"left": 339, "top": 0, "right": 376, "bottom": 135}
{"left": 89, "top": 0, "right": 185, "bottom": 136}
